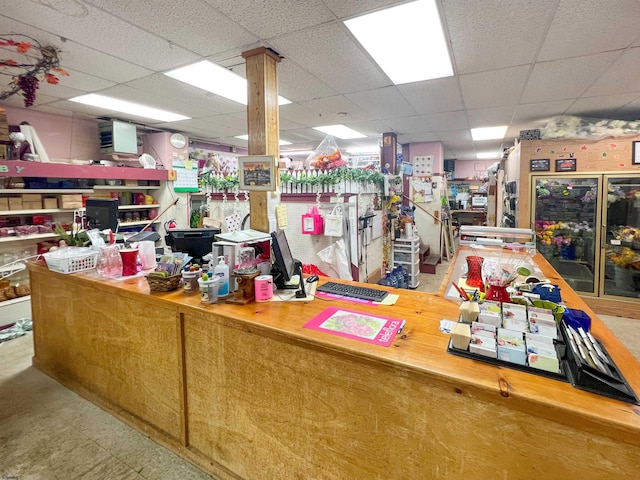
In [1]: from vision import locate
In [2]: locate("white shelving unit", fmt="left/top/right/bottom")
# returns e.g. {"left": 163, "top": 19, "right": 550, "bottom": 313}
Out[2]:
{"left": 392, "top": 236, "right": 421, "bottom": 289}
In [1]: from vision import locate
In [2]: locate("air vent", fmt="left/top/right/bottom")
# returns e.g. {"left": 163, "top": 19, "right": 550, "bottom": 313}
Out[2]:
{"left": 99, "top": 120, "right": 138, "bottom": 154}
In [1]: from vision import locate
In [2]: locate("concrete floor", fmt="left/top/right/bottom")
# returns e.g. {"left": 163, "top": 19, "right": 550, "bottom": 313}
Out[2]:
{"left": 1, "top": 264, "right": 639, "bottom": 478}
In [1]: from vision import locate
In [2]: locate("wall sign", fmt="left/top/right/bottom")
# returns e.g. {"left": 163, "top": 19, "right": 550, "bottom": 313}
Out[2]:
{"left": 632, "top": 141, "right": 640, "bottom": 165}
{"left": 530, "top": 158, "right": 550, "bottom": 172}
{"left": 555, "top": 158, "right": 577, "bottom": 172}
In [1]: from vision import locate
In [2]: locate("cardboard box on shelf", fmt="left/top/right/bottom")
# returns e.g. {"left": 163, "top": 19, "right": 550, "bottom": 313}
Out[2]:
{"left": 22, "top": 200, "right": 43, "bottom": 210}
{"left": 0, "top": 197, "right": 8, "bottom": 211}
{"left": 59, "top": 194, "right": 83, "bottom": 209}
{"left": 21, "top": 193, "right": 42, "bottom": 203}
{"left": 43, "top": 197, "right": 58, "bottom": 209}
{"left": 8, "top": 197, "right": 23, "bottom": 210}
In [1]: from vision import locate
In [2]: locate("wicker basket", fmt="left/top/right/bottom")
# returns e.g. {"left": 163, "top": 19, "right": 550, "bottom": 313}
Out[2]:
{"left": 146, "top": 274, "right": 181, "bottom": 292}
{"left": 15, "top": 284, "right": 31, "bottom": 297}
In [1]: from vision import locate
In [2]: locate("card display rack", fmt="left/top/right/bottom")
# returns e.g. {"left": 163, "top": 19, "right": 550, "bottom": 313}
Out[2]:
{"left": 448, "top": 319, "right": 639, "bottom": 404}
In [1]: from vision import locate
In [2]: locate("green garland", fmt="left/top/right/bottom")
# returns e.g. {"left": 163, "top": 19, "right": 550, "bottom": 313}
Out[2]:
{"left": 200, "top": 167, "right": 385, "bottom": 191}
{"left": 279, "top": 167, "right": 384, "bottom": 187}
{"left": 199, "top": 172, "right": 239, "bottom": 190}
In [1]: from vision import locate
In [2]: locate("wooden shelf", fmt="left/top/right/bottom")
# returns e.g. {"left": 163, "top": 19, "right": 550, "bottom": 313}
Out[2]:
{"left": 118, "top": 220, "right": 160, "bottom": 227}
{"left": 0, "top": 233, "right": 58, "bottom": 243}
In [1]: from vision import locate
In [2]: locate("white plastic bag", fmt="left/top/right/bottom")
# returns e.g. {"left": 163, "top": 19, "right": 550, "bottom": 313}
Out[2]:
{"left": 324, "top": 205, "right": 343, "bottom": 237}
{"left": 317, "top": 239, "right": 352, "bottom": 280}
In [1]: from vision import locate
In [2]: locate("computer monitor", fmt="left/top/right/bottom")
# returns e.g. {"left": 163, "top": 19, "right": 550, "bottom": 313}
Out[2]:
{"left": 86, "top": 198, "right": 119, "bottom": 232}
{"left": 165, "top": 228, "right": 220, "bottom": 265}
{"left": 270, "top": 229, "right": 306, "bottom": 298}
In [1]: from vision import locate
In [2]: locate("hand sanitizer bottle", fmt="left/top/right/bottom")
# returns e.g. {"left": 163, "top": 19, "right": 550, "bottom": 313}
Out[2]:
{"left": 213, "top": 256, "right": 229, "bottom": 296}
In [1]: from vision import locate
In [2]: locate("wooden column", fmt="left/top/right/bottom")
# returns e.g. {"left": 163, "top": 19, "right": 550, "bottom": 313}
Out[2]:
{"left": 242, "top": 47, "right": 281, "bottom": 233}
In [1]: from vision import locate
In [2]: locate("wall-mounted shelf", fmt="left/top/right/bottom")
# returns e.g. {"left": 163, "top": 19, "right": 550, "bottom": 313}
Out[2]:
{"left": 93, "top": 185, "right": 162, "bottom": 191}
{"left": 0, "top": 160, "right": 169, "bottom": 181}
{"left": 0, "top": 188, "right": 94, "bottom": 195}
{"left": 118, "top": 204, "right": 160, "bottom": 210}
{"left": 0, "top": 233, "right": 58, "bottom": 243}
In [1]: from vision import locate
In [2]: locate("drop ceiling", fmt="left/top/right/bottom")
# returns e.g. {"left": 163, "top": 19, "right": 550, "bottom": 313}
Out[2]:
{"left": 2, "top": 0, "right": 640, "bottom": 161}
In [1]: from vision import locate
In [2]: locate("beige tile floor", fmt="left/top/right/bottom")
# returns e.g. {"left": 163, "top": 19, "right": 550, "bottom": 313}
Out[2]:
{"left": 1, "top": 265, "right": 639, "bottom": 479}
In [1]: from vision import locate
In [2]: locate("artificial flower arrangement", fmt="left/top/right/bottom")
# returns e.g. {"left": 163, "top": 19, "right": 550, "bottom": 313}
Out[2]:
{"left": 535, "top": 220, "right": 593, "bottom": 247}
{"left": 607, "top": 246, "right": 640, "bottom": 269}
{"left": 542, "top": 115, "right": 640, "bottom": 140}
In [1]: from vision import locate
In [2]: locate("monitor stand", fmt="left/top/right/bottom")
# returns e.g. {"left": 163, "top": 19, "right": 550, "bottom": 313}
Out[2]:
{"left": 272, "top": 259, "right": 307, "bottom": 299}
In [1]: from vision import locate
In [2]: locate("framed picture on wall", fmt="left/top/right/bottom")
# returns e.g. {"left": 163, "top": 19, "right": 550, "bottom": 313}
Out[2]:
{"left": 555, "top": 158, "right": 577, "bottom": 172}
{"left": 530, "top": 158, "right": 550, "bottom": 172}
{"left": 238, "top": 155, "right": 276, "bottom": 191}
{"left": 633, "top": 141, "right": 640, "bottom": 165}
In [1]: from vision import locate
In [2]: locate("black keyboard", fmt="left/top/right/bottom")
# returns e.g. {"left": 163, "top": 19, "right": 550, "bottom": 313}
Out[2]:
{"left": 316, "top": 282, "right": 389, "bottom": 302}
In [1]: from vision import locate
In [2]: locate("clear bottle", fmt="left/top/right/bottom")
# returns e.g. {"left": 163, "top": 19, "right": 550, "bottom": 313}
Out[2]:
{"left": 105, "top": 245, "right": 122, "bottom": 277}
{"left": 213, "top": 256, "right": 229, "bottom": 296}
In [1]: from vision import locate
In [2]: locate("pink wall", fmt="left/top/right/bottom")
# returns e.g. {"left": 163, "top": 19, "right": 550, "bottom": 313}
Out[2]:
{"left": 403, "top": 142, "right": 444, "bottom": 174}
{"left": 454, "top": 159, "right": 496, "bottom": 179}
{"left": 4, "top": 106, "right": 102, "bottom": 160}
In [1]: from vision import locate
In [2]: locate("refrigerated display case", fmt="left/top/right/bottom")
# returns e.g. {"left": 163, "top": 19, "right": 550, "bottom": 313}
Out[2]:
{"left": 532, "top": 175, "right": 600, "bottom": 295}
{"left": 532, "top": 173, "right": 640, "bottom": 301}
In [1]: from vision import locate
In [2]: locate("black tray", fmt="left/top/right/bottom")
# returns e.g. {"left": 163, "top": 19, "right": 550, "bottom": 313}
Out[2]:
{"left": 447, "top": 338, "right": 569, "bottom": 383}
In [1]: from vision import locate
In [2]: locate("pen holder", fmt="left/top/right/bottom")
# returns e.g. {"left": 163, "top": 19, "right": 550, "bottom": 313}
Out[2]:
{"left": 485, "top": 283, "right": 511, "bottom": 303}
{"left": 465, "top": 255, "right": 484, "bottom": 289}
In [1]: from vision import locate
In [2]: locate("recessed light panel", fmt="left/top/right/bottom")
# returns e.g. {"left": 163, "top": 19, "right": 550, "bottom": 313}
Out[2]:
{"left": 165, "top": 60, "right": 291, "bottom": 106}
{"left": 344, "top": 0, "right": 453, "bottom": 85}
{"left": 69, "top": 94, "right": 190, "bottom": 122}
{"left": 313, "top": 125, "right": 367, "bottom": 139}
{"left": 471, "top": 126, "right": 507, "bottom": 141}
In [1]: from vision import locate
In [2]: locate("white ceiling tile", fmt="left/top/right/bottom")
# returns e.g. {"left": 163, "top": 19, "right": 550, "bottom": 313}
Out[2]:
{"left": 299, "top": 95, "right": 371, "bottom": 123}
{"left": 567, "top": 93, "right": 640, "bottom": 118}
{"left": 584, "top": 47, "right": 640, "bottom": 97}
{"left": 385, "top": 116, "right": 437, "bottom": 134}
{"left": 403, "top": 132, "right": 441, "bottom": 143}
{"left": 279, "top": 103, "right": 324, "bottom": 127}
{"left": 396, "top": 77, "right": 463, "bottom": 115}
{"left": 521, "top": 52, "right": 620, "bottom": 103}
{"left": 153, "top": 118, "right": 243, "bottom": 137}
{"left": 437, "top": 130, "right": 472, "bottom": 142}
{"left": 270, "top": 22, "right": 391, "bottom": 94}
{"left": 202, "top": 0, "right": 334, "bottom": 38}
{"left": 345, "top": 87, "right": 417, "bottom": 120}
{"left": 1, "top": 1, "right": 200, "bottom": 71}
{"left": 513, "top": 101, "right": 576, "bottom": 124}
{"left": 443, "top": 0, "right": 556, "bottom": 74}
{"left": 52, "top": 68, "right": 115, "bottom": 92}
{"left": 340, "top": 120, "right": 393, "bottom": 136}
{"left": 466, "top": 107, "right": 515, "bottom": 128}
{"left": 124, "top": 74, "right": 245, "bottom": 116}
{"left": 610, "top": 96, "right": 640, "bottom": 120}
{"left": 459, "top": 65, "right": 530, "bottom": 110}
{"left": 538, "top": 0, "right": 640, "bottom": 61}
{"left": 423, "top": 110, "right": 469, "bottom": 132}
{"left": 35, "top": 82, "right": 87, "bottom": 100}
{"left": 277, "top": 60, "right": 338, "bottom": 102}
{"left": 86, "top": 0, "right": 258, "bottom": 57}
{"left": 322, "top": 0, "right": 406, "bottom": 19}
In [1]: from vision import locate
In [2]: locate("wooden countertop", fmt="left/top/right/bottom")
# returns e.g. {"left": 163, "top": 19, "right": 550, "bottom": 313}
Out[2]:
{"left": 28, "top": 255, "right": 640, "bottom": 448}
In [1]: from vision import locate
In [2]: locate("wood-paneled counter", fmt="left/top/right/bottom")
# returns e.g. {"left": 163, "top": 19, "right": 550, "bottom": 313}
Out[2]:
{"left": 28, "top": 254, "right": 640, "bottom": 480}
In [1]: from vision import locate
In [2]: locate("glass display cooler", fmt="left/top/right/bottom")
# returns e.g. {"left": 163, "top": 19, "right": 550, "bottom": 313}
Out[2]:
{"left": 532, "top": 173, "right": 640, "bottom": 300}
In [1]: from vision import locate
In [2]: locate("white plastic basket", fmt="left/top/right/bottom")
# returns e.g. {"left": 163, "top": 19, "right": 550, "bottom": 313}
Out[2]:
{"left": 43, "top": 247, "right": 98, "bottom": 274}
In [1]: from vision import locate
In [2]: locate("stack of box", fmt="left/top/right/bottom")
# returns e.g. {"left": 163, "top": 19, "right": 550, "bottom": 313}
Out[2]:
{"left": 0, "top": 197, "right": 8, "bottom": 211}
{"left": 59, "top": 194, "right": 83, "bottom": 209}
{"left": 8, "top": 197, "right": 23, "bottom": 210}
{"left": 43, "top": 197, "right": 58, "bottom": 209}
{"left": 21, "top": 193, "right": 42, "bottom": 210}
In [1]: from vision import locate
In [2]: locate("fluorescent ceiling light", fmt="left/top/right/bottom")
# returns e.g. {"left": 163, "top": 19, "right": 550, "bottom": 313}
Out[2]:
{"left": 313, "top": 125, "right": 367, "bottom": 139}
{"left": 344, "top": 0, "right": 453, "bottom": 84}
{"left": 165, "top": 60, "right": 291, "bottom": 106}
{"left": 477, "top": 151, "right": 500, "bottom": 159}
{"left": 235, "top": 134, "right": 292, "bottom": 145}
{"left": 70, "top": 94, "right": 189, "bottom": 122}
{"left": 471, "top": 126, "right": 507, "bottom": 141}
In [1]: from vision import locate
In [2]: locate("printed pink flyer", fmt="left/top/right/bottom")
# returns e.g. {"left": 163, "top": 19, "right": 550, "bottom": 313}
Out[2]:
{"left": 303, "top": 306, "right": 405, "bottom": 347}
